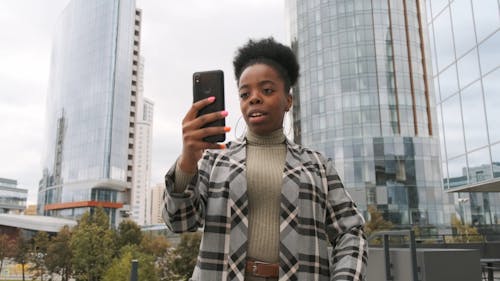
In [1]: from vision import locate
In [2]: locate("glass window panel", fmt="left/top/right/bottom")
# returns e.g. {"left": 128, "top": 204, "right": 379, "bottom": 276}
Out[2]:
{"left": 441, "top": 94, "right": 465, "bottom": 157}
{"left": 461, "top": 82, "right": 488, "bottom": 150}
{"left": 448, "top": 155, "right": 467, "bottom": 184}
{"left": 432, "top": 0, "right": 449, "bottom": 15}
{"left": 457, "top": 49, "right": 480, "bottom": 89}
{"left": 472, "top": 0, "right": 500, "bottom": 42}
{"left": 467, "top": 148, "right": 492, "bottom": 183}
{"left": 478, "top": 30, "right": 500, "bottom": 75}
{"left": 491, "top": 144, "right": 500, "bottom": 179}
{"left": 482, "top": 68, "right": 500, "bottom": 143}
{"left": 450, "top": 0, "right": 476, "bottom": 56}
{"left": 437, "top": 104, "right": 447, "bottom": 160}
{"left": 429, "top": 24, "right": 439, "bottom": 76}
{"left": 433, "top": 8, "right": 455, "bottom": 71}
{"left": 438, "top": 64, "right": 459, "bottom": 100}
{"left": 442, "top": 161, "right": 449, "bottom": 189}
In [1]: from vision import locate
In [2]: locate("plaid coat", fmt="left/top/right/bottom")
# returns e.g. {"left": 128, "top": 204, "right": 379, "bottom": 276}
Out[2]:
{"left": 163, "top": 138, "right": 367, "bottom": 281}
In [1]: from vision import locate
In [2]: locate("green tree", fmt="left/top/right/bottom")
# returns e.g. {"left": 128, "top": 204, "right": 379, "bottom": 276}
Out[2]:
{"left": 0, "top": 234, "right": 14, "bottom": 273}
{"left": 103, "top": 245, "right": 158, "bottom": 281}
{"left": 0, "top": 233, "right": 16, "bottom": 274}
{"left": 365, "top": 206, "right": 393, "bottom": 245}
{"left": 71, "top": 208, "right": 114, "bottom": 281}
{"left": 140, "top": 233, "right": 171, "bottom": 257}
{"left": 30, "top": 231, "right": 50, "bottom": 280}
{"left": 116, "top": 219, "right": 143, "bottom": 250}
{"left": 365, "top": 205, "right": 393, "bottom": 236}
{"left": 46, "top": 225, "right": 73, "bottom": 281}
{"left": 13, "top": 235, "right": 31, "bottom": 281}
{"left": 161, "top": 232, "right": 201, "bottom": 281}
{"left": 447, "top": 214, "right": 484, "bottom": 243}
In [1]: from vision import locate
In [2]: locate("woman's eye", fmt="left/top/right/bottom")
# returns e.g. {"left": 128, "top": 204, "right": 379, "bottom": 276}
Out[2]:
{"left": 239, "top": 92, "right": 249, "bottom": 99}
{"left": 263, "top": 88, "right": 274, "bottom": 94}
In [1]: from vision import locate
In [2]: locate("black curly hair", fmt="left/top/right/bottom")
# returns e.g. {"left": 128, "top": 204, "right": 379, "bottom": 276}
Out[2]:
{"left": 233, "top": 37, "right": 299, "bottom": 93}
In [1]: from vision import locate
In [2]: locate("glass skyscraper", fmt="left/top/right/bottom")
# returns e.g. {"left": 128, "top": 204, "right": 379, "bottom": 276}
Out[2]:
{"left": 428, "top": 0, "right": 500, "bottom": 229}
{"left": 38, "top": 0, "right": 148, "bottom": 226}
{"left": 287, "top": 0, "right": 449, "bottom": 229}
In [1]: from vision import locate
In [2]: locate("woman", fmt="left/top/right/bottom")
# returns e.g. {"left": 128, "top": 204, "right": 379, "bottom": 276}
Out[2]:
{"left": 163, "top": 38, "right": 367, "bottom": 281}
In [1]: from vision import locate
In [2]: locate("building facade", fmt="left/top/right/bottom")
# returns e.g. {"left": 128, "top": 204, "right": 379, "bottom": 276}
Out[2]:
{"left": 0, "top": 178, "right": 27, "bottom": 214}
{"left": 427, "top": 0, "right": 500, "bottom": 228}
{"left": 38, "top": 0, "right": 151, "bottom": 226}
{"left": 130, "top": 57, "right": 154, "bottom": 225}
{"left": 287, "top": 0, "right": 450, "bottom": 229}
{"left": 148, "top": 183, "right": 165, "bottom": 225}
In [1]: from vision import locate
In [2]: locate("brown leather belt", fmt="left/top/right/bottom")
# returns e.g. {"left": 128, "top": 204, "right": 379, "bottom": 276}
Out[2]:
{"left": 245, "top": 260, "right": 279, "bottom": 278}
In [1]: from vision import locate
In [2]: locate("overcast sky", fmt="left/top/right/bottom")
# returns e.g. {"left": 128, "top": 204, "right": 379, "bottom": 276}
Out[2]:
{"left": 0, "top": 0, "right": 287, "bottom": 204}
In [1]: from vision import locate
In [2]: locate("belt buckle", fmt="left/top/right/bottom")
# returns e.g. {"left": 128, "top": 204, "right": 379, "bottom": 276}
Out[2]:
{"left": 252, "top": 261, "right": 268, "bottom": 277}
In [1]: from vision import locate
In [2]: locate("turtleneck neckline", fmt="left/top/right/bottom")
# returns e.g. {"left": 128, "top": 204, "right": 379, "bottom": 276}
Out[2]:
{"left": 246, "top": 128, "right": 286, "bottom": 146}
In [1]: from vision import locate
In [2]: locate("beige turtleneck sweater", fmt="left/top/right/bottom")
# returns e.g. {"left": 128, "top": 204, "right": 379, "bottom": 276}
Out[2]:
{"left": 245, "top": 129, "right": 286, "bottom": 264}
{"left": 173, "top": 129, "right": 287, "bottom": 281}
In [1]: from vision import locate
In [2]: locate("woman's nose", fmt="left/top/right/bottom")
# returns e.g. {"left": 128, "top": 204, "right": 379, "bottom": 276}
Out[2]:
{"left": 249, "top": 92, "right": 262, "bottom": 104}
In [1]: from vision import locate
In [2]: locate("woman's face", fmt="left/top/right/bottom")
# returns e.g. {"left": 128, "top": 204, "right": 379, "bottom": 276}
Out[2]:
{"left": 238, "top": 63, "right": 292, "bottom": 136}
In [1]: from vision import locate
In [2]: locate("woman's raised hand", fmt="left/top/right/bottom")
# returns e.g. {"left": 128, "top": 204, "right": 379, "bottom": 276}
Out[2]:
{"left": 178, "top": 96, "right": 229, "bottom": 173}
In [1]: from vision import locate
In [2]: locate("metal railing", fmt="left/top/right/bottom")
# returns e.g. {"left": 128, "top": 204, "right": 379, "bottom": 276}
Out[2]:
{"left": 368, "top": 230, "right": 419, "bottom": 281}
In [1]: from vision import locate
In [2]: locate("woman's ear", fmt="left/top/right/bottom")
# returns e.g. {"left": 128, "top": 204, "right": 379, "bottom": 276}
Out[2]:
{"left": 285, "top": 94, "right": 293, "bottom": 112}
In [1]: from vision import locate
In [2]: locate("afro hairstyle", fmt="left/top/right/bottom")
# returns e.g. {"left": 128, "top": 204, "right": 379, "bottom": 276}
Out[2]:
{"left": 233, "top": 37, "right": 299, "bottom": 92}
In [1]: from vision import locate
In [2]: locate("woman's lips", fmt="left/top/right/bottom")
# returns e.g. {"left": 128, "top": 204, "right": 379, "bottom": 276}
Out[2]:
{"left": 248, "top": 111, "right": 267, "bottom": 122}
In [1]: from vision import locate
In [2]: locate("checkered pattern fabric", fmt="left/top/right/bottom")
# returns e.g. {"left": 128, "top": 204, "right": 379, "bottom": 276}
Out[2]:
{"left": 163, "top": 138, "right": 367, "bottom": 281}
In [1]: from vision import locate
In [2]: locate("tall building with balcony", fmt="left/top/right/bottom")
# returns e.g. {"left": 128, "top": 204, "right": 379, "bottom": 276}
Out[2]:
{"left": 427, "top": 0, "right": 500, "bottom": 229}
{"left": 130, "top": 56, "right": 154, "bottom": 225}
{"left": 287, "top": 0, "right": 450, "bottom": 230}
{"left": 0, "top": 178, "right": 27, "bottom": 214}
{"left": 38, "top": 0, "right": 151, "bottom": 226}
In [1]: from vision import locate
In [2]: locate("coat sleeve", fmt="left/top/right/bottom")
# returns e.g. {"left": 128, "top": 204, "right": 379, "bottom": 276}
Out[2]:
{"left": 162, "top": 151, "right": 213, "bottom": 233}
{"left": 323, "top": 158, "right": 368, "bottom": 281}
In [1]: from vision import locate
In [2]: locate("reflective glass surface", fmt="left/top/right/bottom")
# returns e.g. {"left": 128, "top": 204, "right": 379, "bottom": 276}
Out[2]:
{"left": 40, "top": 0, "right": 136, "bottom": 220}
{"left": 288, "top": 0, "right": 445, "bottom": 228}
{"left": 483, "top": 67, "right": 500, "bottom": 144}
{"left": 430, "top": 0, "right": 500, "bottom": 227}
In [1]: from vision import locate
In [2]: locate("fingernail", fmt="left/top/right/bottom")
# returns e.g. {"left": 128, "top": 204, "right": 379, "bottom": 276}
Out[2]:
{"left": 219, "top": 143, "right": 226, "bottom": 149}
{"left": 207, "top": 96, "right": 215, "bottom": 102}
{"left": 224, "top": 126, "right": 231, "bottom": 132}
{"left": 220, "top": 110, "right": 228, "bottom": 117}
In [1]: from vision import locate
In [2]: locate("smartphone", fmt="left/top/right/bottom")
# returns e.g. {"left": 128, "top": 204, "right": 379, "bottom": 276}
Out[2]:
{"left": 193, "top": 70, "right": 226, "bottom": 143}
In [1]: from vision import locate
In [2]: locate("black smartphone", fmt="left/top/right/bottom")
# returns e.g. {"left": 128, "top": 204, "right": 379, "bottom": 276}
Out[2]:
{"left": 193, "top": 70, "right": 226, "bottom": 143}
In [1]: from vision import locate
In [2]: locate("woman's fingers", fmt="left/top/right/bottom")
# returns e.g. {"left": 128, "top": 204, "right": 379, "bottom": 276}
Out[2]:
{"left": 183, "top": 96, "right": 216, "bottom": 123}
{"left": 183, "top": 126, "right": 230, "bottom": 147}
{"left": 179, "top": 96, "right": 228, "bottom": 171}
{"left": 183, "top": 110, "right": 228, "bottom": 133}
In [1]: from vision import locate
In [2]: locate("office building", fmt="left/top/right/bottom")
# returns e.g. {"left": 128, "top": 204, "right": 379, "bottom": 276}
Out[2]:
{"left": 149, "top": 183, "right": 165, "bottom": 225}
{"left": 130, "top": 56, "right": 154, "bottom": 225}
{"left": 0, "top": 178, "right": 27, "bottom": 214}
{"left": 428, "top": 0, "right": 500, "bottom": 228}
{"left": 287, "top": 0, "right": 449, "bottom": 229}
{"left": 38, "top": 0, "right": 151, "bottom": 226}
